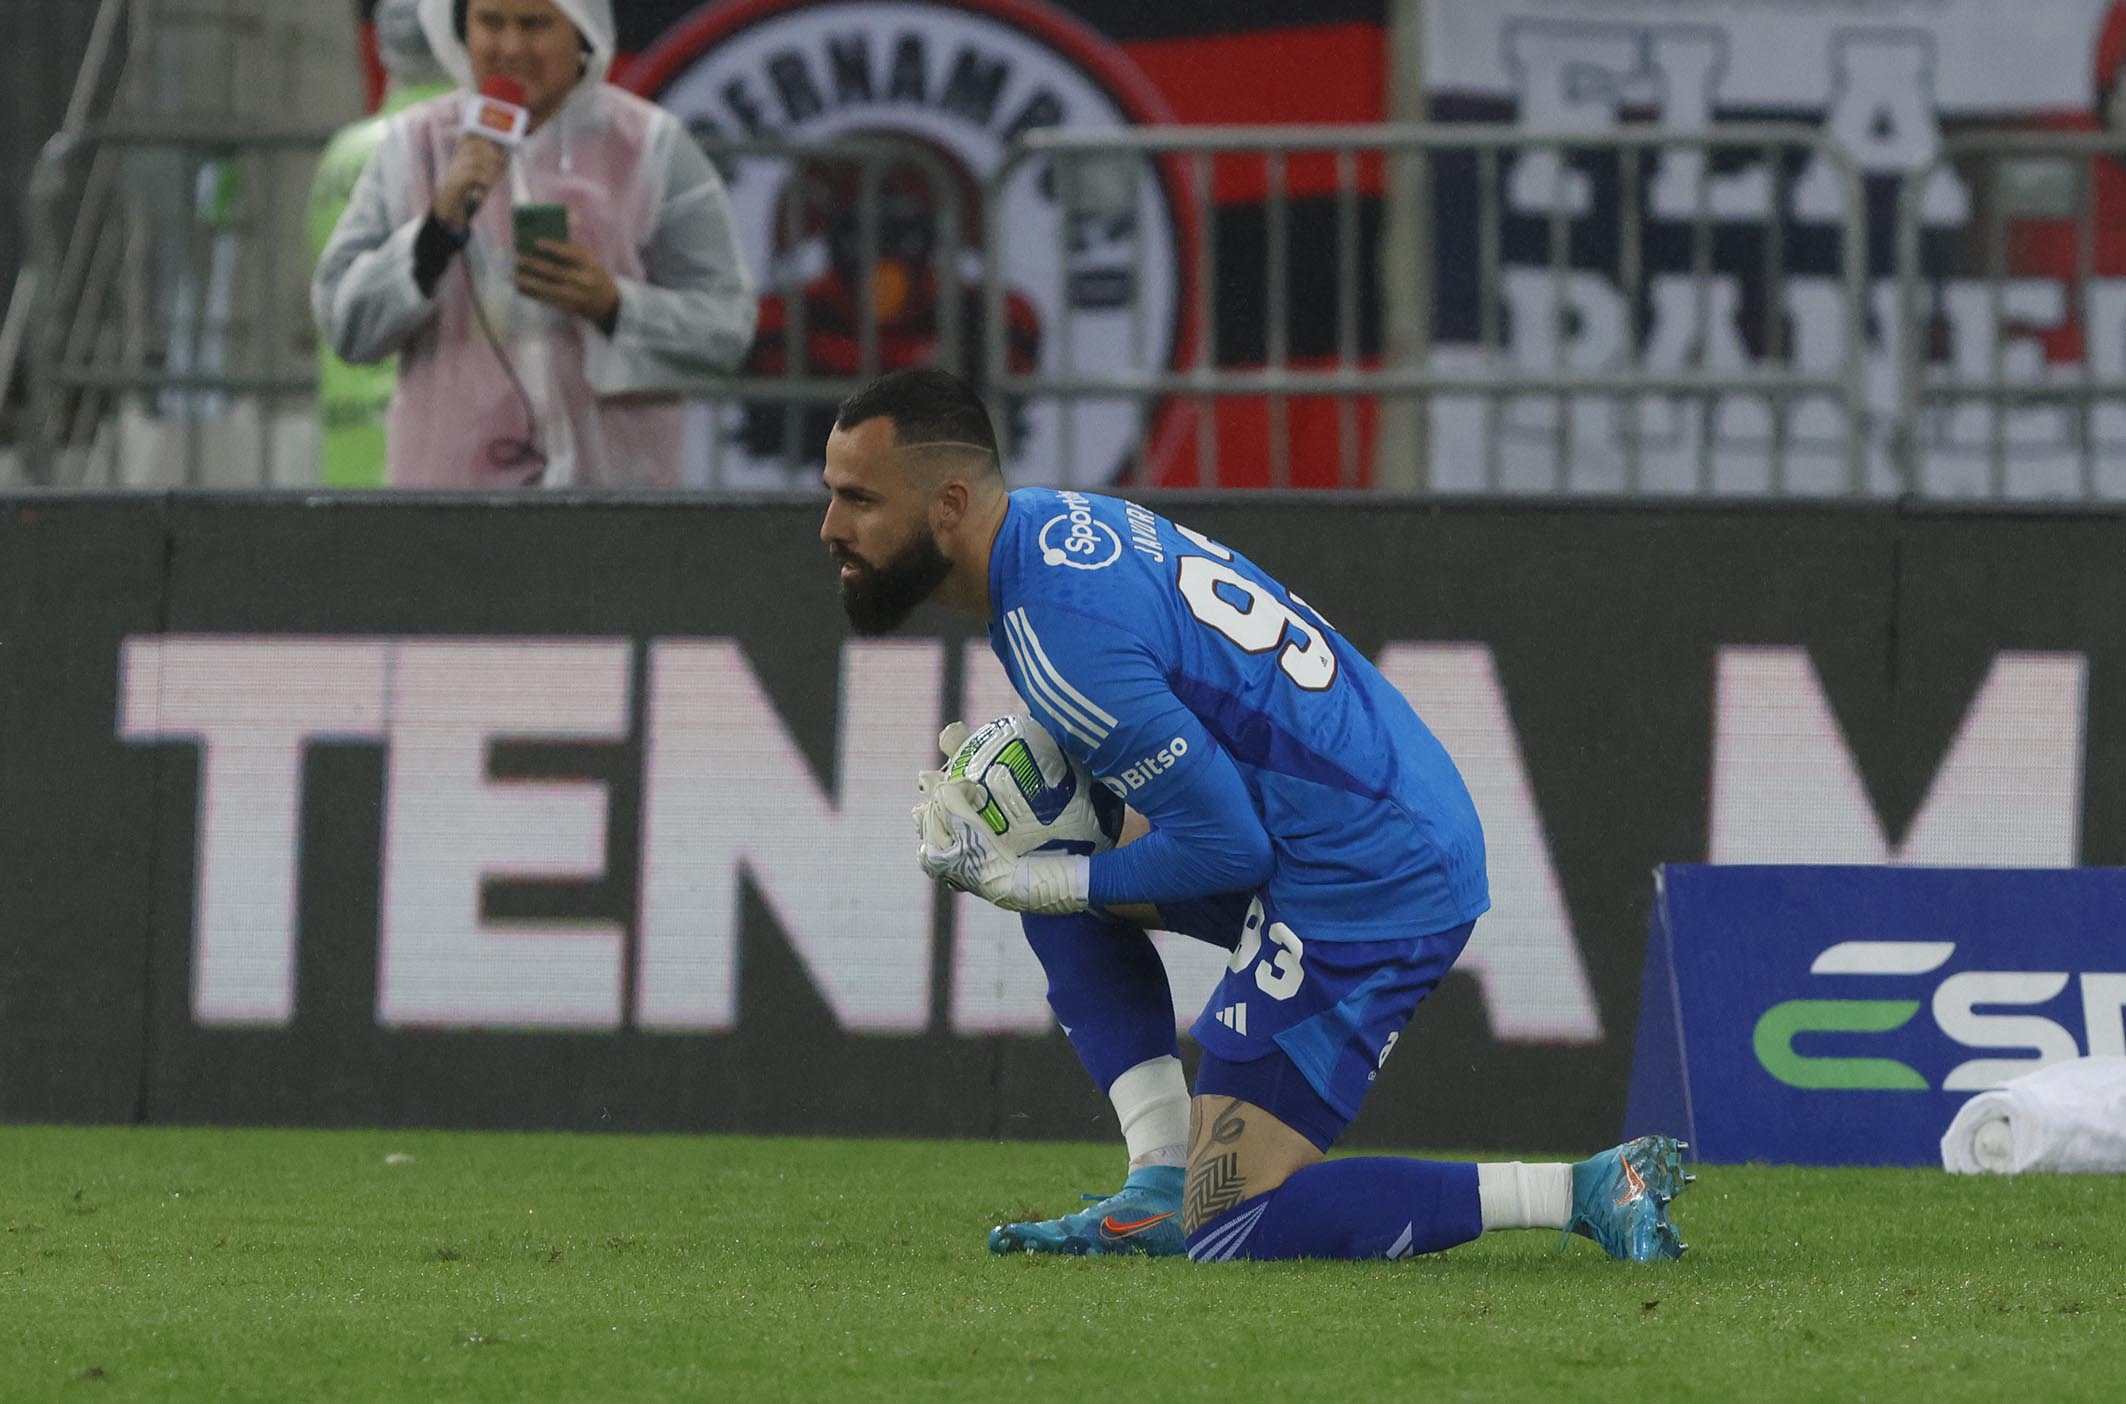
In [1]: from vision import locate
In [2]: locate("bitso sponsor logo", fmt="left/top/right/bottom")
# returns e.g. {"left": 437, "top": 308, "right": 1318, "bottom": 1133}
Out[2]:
{"left": 1038, "top": 491, "right": 1122, "bottom": 569}
{"left": 631, "top": 0, "right": 1192, "bottom": 491}
{"left": 1101, "top": 735, "right": 1189, "bottom": 794}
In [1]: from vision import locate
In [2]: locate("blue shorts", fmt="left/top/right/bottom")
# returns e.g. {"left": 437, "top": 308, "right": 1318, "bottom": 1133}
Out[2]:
{"left": 1159, "top": 893, "right": 1476, "bottom": 1152}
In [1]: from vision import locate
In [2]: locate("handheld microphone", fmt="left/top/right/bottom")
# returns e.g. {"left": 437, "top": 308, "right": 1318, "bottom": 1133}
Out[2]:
{"left": 460, "top": 75, "right": 529, "bottom": 219}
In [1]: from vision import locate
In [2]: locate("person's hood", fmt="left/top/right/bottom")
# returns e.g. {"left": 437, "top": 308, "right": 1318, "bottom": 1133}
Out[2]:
{"left": 375, "top": 0, "right": 448, "bottom": 87}
{"left": 416, "top": 0, "right": 616, "bottom": 93}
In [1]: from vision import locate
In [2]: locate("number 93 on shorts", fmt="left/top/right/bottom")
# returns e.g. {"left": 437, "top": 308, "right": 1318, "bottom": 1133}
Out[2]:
{"left": 1186, "top": 895, "right": 1478, "bottom": 1150}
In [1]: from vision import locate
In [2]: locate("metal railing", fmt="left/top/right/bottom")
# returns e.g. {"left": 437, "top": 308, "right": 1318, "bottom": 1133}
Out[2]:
{"left": 22, "top": 124, "right": 336, "bottom": 487}
{"left": 982, "top": 124, "right": 1872, "bottom": 494}
{"left": 15, "top": 126, "right": 970, "bottom": 490}
{"left": 0, "top": 0, "right": 131, "bottom": 442}
{"left": 688, "top": 133, "right": 970, "bottom": 491}
{"left": 1895, "top": 130, "right": 2126, "bottom": 499}
{"left": 28, "top": 116, "right": 2126, "bottom": 501}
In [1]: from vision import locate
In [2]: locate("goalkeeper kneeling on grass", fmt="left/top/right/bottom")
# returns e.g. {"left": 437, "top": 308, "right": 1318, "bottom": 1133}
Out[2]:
{"left": 821, "top": 367, "right": 1694, "bottom": 1264}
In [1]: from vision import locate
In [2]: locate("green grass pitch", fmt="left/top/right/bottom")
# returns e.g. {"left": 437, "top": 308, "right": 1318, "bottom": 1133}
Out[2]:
{"left": 4, "top": 1125, "right": 2123, "bottom": 1402}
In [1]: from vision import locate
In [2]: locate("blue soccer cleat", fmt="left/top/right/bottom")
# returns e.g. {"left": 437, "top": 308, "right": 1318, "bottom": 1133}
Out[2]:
{"left": 988, "top": 1165, "right": 1186, "bottom": 1257}
{"left": 1563, "top": 1135, "right": 1695, "bottom": 1262}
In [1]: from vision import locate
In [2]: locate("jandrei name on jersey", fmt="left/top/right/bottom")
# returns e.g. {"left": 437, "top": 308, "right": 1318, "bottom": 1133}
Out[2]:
{"left": 985, "top": 487, "right": 1490, "bottom": 941}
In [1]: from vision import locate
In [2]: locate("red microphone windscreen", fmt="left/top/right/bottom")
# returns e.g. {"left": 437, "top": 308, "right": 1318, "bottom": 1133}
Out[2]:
{"left": 480, "top": 75, "right": 526, "bottom": 106}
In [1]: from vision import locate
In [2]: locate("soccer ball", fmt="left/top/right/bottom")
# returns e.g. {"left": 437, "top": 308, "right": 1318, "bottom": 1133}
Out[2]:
{"left": 943, "top": 713, "right": 1124, "bottom": 858}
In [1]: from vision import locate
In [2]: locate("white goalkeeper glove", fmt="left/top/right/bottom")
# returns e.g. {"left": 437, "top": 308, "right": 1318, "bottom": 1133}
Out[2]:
{"left": 913, "top": 771, "right": 1089, "bottom": 914}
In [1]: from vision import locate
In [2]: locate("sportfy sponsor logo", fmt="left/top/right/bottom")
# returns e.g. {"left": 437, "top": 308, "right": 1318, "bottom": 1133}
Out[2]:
{"left": 630, "top": 0, "right": 1191, "bottom": 491}
{"left": 1100, "top": 735, "right": 1189, "bottom": 794}
{"left": 1038, "top": 491, "right": 1122, "bottom": 570}
{"left": 1753, "top": 940, "right": 2126, "bottom": 1092}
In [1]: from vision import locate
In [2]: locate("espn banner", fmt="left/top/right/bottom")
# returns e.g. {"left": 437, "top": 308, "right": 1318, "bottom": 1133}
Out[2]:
{"left": 1, "top": 494, "right": 2120, "bottom": 1150}
{"left": 1627, "top": 866, "right": 2126, "bottom": 1167}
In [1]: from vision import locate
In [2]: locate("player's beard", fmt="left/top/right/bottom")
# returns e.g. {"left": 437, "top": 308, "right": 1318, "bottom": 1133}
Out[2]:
{"left": 835, "top": 529, "right": 953, "bottom": 636}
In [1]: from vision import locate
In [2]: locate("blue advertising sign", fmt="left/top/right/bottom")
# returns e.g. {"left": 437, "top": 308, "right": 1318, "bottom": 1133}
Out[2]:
{"left": 1625, "top": 866, "right": 2126, "bottom": 1166}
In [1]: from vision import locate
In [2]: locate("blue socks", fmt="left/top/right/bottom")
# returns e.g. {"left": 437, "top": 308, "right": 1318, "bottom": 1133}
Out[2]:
{"left": 1185, "top": 1157, "right": 1483, "bottom": 1262}
{"left": 1020, "top": 911, "right": 1177, "bottom": 1089}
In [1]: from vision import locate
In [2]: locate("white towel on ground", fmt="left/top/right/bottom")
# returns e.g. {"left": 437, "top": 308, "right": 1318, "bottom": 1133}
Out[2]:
{"left": 1940, "top": 1056, "right": 2126, "bottom": 1175}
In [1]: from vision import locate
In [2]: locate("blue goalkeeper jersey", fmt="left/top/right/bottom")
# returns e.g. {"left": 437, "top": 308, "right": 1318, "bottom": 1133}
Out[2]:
{"left": 986, "top": 488, "right": 1489, "bottom": 940}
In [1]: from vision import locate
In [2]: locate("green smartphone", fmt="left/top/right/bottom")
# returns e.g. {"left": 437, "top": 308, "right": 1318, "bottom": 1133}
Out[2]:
{"left": 512, "top": 202, "right": 570, "bottom": 256}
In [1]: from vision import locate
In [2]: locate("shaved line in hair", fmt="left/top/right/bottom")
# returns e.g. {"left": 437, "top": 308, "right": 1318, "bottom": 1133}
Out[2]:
{"left": 892, "top": 441, "right": 997, "bottom": 456}
{"left": 892, "top": 437, "right": 1004, "bottom": 496}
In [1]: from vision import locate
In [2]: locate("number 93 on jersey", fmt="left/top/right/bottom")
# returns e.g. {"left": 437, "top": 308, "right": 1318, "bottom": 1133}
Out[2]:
{"left": 935, "top": 713, "right": 1124, "bottom": 858}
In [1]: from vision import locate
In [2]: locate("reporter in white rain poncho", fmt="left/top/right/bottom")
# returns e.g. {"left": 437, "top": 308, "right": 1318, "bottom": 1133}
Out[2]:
{"left": 306, "top": 0, "right": 453, "bottom": 488}
{"left": 312, "top": 0, "right": 756, "bottom": 488}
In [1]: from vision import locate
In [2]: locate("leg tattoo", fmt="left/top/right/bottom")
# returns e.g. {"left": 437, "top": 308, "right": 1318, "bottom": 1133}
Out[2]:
{"left": 1184, "top": 1099, "right": 1250, "bottom": 1230}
